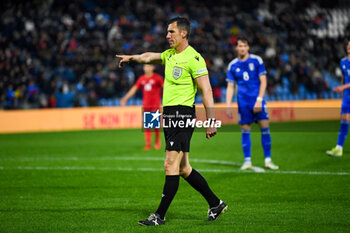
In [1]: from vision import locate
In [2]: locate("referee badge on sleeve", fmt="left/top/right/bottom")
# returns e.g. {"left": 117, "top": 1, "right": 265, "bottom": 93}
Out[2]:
{"left": 172, "top": 67, "right": 182, "bottom": 80}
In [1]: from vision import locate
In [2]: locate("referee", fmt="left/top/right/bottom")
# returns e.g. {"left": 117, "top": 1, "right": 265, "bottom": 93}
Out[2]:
{"left": 116, "top": 16, "right": 227, "bottom": 226}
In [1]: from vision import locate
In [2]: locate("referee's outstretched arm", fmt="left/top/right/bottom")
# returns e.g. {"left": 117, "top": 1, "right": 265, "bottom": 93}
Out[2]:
{"left": 115, "top": 53, "right": 162, "bottom": 68}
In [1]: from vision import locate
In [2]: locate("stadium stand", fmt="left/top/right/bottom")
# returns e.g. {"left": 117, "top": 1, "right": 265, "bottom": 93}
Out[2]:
{"left": 0, "top": 0, "right": 349, "bottom": 109}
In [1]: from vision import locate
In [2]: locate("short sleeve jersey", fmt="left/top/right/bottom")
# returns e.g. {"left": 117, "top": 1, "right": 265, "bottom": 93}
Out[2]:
{"left": 134, "top": 73, "right": 163, "bottom": 108}
{"left": 161, "top": 46, "right": 208, "bottom": 107}
{"left": 340, "top": 57, "right": 350, "bottom": 101}
{"left": 226, "top": 54, "right": 267, "bottom": 104}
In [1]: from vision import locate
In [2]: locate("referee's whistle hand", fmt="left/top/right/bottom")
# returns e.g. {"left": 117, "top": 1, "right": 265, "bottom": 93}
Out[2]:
{"left": 206, "top": 127, "right": 217, "bottom": 139}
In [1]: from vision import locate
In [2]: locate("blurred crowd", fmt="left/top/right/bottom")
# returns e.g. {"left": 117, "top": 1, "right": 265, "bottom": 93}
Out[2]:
{"left": 1, "top": 0, "right": 350, "bottom": 109}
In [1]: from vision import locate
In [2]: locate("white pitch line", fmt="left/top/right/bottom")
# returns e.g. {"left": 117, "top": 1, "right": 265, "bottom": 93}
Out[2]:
{"left": 0, "top": 156, "right": 246, "bottom": 167}
{"left": 0, "top": 156, "right": 165, "bottom": 162}
{"left": 1, "top": 156, "right": 349, "bottom": 176}
{"left": 1, "top": 156, "right": 269, "bottom": 172}
{"left": 0, "top": 166, "right": 349, "bottom": 176}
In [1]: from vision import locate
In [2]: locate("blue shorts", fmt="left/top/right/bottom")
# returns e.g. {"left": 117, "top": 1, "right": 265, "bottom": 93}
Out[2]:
{"left": 238, "top": 100, "right": 269, "bottom": 125}
{"left": 341, "top": 98, "right": 350, "bottom": 114}
{"left": 341, "top": 105, "right": 350, "bottom": 114}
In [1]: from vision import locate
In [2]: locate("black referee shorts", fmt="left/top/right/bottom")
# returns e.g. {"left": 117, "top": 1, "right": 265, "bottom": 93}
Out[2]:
{"left": 163, "top": 105, "right": 196, "bottom": 152}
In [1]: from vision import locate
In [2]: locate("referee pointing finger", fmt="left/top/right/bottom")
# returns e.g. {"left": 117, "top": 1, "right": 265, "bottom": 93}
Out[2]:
{"left": 116, "top": 16, "right": 227, "bottom": 226}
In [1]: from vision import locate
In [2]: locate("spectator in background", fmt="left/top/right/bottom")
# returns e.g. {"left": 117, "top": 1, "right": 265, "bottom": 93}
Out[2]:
{"left": 0, "top": 0, "right": 349, "bottom": 109}
{"left": 26, "top": 80, "right": 39, "bottom": 105}
{"left": 55, "top": 81, "right": 75, "bottom": 108}
{"left": 121, "top": 64, "right": 163, "bottom": 150}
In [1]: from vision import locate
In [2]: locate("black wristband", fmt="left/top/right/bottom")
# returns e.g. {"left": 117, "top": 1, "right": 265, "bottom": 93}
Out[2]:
{"left": 208, "top": 118, "right": 216, "bottom": 124}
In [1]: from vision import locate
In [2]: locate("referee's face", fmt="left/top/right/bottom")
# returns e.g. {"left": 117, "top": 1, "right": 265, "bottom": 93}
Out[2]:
{"left": 166, "top": 22, "right": 185, "bottom": 49}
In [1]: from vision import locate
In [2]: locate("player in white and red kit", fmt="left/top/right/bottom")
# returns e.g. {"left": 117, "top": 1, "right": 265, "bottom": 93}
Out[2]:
{"left": 121, "top": 64, "right": 164, "bottom": 150}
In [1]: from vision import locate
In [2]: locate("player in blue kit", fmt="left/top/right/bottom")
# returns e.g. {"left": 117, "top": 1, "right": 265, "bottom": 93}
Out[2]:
{"left": 226, "top": 36, "right": 279, "bottom": 170}
{"left": 326, "top": 39, "right": 350, "bottom": 157}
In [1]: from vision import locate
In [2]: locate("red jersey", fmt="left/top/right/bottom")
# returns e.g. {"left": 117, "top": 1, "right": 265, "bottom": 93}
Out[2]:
{"left": 135, "top": 73, "right": 163, "bottom": 108}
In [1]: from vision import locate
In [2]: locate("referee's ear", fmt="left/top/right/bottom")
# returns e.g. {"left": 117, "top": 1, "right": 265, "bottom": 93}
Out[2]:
{"left": 181, "top": 29, "right": 188, "bottom": 39}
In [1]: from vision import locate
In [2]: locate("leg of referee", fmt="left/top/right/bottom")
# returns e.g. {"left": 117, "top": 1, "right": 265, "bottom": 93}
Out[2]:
{"left": 155, "top": 150, "right": 183, "bottom": 218}
{"left": 138, "top": 150, "right": 183, "bottom": 226}
{"left": 180, "top": 152, "right": 227, "bottom": 221}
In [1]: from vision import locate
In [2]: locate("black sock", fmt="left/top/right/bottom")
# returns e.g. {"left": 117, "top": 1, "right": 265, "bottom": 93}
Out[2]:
{"left": 155, "top": 175, "right": 179, "bottom": 219}
{"left": 185, "top": 169, "right": 220, "bottom": 208}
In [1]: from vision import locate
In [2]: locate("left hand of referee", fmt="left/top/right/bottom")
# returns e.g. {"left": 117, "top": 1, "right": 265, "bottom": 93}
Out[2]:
{"left": 206, "top": 126, "right": 217, "bottom": 139}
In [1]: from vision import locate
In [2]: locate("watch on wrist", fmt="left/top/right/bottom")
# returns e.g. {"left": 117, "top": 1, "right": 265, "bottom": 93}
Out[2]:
{"left": 208, "top": 118, "right": 216, "bottom": 123}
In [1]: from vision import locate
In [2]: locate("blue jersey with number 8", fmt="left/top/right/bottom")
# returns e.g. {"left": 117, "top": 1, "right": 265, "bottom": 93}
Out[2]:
{"left": 226, "top": 54, "right": 267, "bottom": 105}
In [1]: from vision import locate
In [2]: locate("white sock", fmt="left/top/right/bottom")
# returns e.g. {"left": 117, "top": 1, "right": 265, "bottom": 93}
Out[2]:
{"left": 335, "top": 145, "right": 343, "bottom": 151}
{"left": 265, "top": 158, "right": 271, "bottom": 163}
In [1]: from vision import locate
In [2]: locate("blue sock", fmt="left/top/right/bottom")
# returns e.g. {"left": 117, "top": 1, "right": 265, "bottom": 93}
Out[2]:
{"left": 241, "top": 129, "right": 251, "bottom": 162}
{"left": 261, "top": 127, "right": 271, "bottom": 159}
{"left": 337, "top": 120, "right": 349, "bottom": 147}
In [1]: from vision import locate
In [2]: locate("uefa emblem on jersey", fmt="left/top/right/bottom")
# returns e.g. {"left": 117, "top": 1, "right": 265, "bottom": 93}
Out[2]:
{"left": 143, "top": 110, "right": 161, "bottom": 129}
{"left": 249, "top": 63, "right": 255, "bottom": 71}
{"left": 172, "top": 67, "right": 182, "bottom": 80}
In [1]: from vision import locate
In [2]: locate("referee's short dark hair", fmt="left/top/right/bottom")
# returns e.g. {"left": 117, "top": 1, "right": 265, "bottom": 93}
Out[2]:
{"left": 236, "top": 36, "right": 249, "bottom": 45}
{"left": 168, "top": 16, "right": 191, "bottom": 39}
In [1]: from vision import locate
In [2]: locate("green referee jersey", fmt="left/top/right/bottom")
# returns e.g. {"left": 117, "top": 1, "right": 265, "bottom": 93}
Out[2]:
{"left": 161, "top": 45, "right": 208, "bottom": 107}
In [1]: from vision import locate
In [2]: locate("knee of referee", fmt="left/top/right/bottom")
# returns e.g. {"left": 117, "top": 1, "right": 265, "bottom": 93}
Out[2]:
{"left": 179, "top": 164, "right": 192, "bottom": 178}
{"left": 164, "top": 155, "right": 181, "bottom": 174}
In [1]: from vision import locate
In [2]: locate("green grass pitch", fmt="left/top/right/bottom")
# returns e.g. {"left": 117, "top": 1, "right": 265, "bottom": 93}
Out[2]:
{"left": 0, "top": 120, "right": 349, "bottom": 233}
